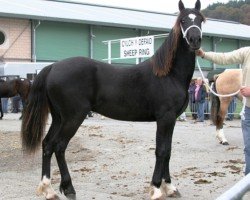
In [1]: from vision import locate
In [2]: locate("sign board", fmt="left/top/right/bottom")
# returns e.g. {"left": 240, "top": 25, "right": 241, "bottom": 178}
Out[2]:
{"left": 120, "top": 36, "right": 154, "bottom": 59}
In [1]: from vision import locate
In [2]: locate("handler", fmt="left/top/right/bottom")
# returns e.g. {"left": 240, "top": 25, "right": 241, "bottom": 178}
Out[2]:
{"left": 196, "top": 47, "right": 250, "bottom": 175}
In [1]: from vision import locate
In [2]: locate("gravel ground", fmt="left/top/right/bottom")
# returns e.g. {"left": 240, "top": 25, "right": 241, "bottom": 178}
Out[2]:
{"left": 0, "top": 113, "right": 248, "bottom": 200}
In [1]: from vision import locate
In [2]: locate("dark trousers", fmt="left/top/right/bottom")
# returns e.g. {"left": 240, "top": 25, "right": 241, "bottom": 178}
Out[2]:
{"left": 196, "top": 102, "right": 204, "bottom": 121}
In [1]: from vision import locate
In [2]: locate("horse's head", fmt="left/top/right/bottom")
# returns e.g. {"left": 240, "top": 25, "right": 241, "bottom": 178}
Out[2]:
{"left": 178, "top": 0, "right": 205, "bottom": 50}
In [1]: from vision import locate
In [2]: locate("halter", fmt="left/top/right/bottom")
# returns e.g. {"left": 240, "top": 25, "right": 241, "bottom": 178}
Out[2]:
{"left": 180, "top": 24, "right": 202, "bottom": 45}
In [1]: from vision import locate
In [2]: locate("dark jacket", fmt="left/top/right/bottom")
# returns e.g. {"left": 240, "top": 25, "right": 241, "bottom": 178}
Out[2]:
{"left": 188, "top": 83, "right": 196, "bottom": 103}
{"left": 194, "top": 84, "right": 206, "bottom": 103}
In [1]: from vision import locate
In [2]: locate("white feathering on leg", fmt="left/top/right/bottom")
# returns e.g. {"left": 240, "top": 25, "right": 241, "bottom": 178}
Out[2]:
{"left": 150, "top": 186, "right": 163, "bottom": 200}
{"left": 216, "top": 129, "right": 228, "bottom": 144}
{"left": 165, "top": 183, "right": 177, "bottom": 196}
{"left": 36, "top": 176, "right": 57, "bottom": 199}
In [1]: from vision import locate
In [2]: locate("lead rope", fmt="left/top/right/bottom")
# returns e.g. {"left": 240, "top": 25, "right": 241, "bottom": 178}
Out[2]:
{"left": 196, "top": 58, "right": 246, "bottom": 120}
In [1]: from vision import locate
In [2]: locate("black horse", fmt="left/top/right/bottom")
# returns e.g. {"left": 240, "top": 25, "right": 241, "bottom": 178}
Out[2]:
{"left": 0, "top": 78, "right": 31, "bottom": 119}
{"left": 21, "top": 0, "right": 205, "bottom": 199}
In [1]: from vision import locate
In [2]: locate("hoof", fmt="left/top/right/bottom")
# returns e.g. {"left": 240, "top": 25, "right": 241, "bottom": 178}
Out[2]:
{"left": 150, "top": 186, "right": 164, "bottom": 200}
{"left": 222, "top": 141, "right": 229, "bottom": 145}
{"left": 46, "top": 194, "right": 60, "bottom": 200}
{"left": 59, "top": 183, "right": 76, "bottom": 198}
{"left": 66, "top": 194, "right": 76, "bottom": 200}
{"left": 167, "top": 189, "right": 181, "bottom": 198}
{"left": 162, "top": 183, "right": 181, "bottom": 198}
{"left": 37, "top": 176, "right": 59, "bottom": 200}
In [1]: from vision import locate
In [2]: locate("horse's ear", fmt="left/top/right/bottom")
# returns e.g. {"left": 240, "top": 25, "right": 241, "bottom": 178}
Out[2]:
{"left": 179, "top": 0, "right": 185, "bottom": 11}
{"left": 195, "top": 0, "right": 201, "bottom": 11}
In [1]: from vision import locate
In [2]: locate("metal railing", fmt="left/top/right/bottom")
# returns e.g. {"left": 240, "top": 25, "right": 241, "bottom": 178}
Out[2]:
{"left": 216, "top": 173, "right": 250, "bottom": 200}
{"left": 186, "top": 94, "right": 241, "bottom": 118}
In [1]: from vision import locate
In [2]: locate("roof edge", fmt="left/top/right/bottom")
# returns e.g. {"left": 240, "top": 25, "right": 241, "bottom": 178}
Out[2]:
{"left": 49, "top": 0, "right": 248, "bottom": 26}
{"left": 47, "top": 0, "right": 178, "bottom": 16}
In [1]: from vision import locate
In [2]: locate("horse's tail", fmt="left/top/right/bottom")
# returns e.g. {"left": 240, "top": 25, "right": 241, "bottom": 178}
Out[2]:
{"left": 21, "top": 65, "right": 52, "bottom": 154}
{"left": 210, "top": 81, "right": 222, "bottom": 128}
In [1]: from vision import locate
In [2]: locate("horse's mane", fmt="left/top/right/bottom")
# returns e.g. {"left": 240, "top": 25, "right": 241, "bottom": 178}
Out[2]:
{"left": 152, "top": 9, "right": 206, "bottom": 77}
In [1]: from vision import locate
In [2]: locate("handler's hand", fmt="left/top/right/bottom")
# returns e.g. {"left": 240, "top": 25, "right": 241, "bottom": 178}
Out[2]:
{"left": 240, "top": 86, "right": 250, "bottom": 97}
{"left": 195, "top": 49, "right": 205, "bottom": 57}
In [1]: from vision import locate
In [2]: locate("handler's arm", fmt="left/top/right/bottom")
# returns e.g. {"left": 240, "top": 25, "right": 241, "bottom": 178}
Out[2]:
{"left": 199, "top": 48, "right": 247, "bottom": 65}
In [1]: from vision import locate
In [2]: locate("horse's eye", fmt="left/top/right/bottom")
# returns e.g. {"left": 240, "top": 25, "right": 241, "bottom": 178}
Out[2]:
{"left": 181, "top": 19, "right": 185, "bottom": 23}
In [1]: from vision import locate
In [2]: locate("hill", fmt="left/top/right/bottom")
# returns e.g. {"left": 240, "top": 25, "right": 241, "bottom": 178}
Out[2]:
{"left": 202, "top": 0, "right": 250, "bottom": 25}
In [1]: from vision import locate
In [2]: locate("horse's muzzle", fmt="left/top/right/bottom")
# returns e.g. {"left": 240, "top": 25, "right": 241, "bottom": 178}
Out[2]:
{"left": 188, "top": 35, "right": 201, "bottom": 50}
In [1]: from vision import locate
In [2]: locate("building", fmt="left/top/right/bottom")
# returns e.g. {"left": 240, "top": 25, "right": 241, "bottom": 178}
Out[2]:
{"left": 0, "top": 0, "right": 249, "bottom": 78}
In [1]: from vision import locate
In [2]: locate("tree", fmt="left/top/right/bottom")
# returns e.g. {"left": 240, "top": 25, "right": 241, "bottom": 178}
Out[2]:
{"left": 202, "top": 0, "right": 250, "bottom": 25}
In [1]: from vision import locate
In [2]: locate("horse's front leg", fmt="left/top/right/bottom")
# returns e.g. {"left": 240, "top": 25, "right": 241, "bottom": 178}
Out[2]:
{"left": 161, "top": 150, "right": 181, "bottom": 198}
{"left": 150, "top": 118, "right": 179, "bottom": 199}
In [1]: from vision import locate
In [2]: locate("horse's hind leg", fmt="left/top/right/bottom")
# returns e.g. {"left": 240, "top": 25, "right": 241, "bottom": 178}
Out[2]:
{"left": 37, "top": 113, "right": 61, "bottom": 199}
{"left": 54, "top": 113, "right": 87, "bottom": 199}
{"left": 216, "top": 98, "right": 231, "bottom": 145}
{"left": 37, "top": 108, "right": 87, "bottom": 200}
{"left": 19, "top": 98, "right": 25, "bottom": 120}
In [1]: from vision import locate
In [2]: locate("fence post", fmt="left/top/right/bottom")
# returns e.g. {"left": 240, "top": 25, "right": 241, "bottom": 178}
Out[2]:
{"left": 108, "top": 41, "right": 111, "bottom": 64}
{"left": 136, "top": 57, "right": 139, "bottom": 64}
